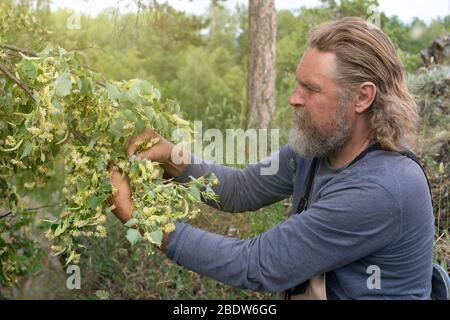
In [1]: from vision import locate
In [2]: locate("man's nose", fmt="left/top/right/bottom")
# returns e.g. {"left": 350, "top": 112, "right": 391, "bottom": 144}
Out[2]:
{"left": 289, "top": 89, "right": 305, "bottom": 108}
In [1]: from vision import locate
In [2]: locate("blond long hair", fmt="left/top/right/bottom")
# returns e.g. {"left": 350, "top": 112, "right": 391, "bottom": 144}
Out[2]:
{"left": 307, "top": 17, "right": 419, "bottom": 152}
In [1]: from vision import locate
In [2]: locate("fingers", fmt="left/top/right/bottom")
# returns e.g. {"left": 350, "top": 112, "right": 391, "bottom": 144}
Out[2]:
{"left": 107, "top": 161, "right": 120, "bottom": 172}
{"left": 125, "top": 128, "right": 158, "bottom": 158}
{"left": 135, "top": 149, "right": 156, "bottom": 162}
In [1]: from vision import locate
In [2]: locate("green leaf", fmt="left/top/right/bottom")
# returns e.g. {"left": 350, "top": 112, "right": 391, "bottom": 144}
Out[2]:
{"left": 101, "top": 180, "right": 112, "bottom": 193}
{"left": 124, "top": 218, "right": 138, "bottom": 228}
{"left": 54, "top": 222, "right": 67, "bottom": 237}
{"left": 136, "top": 80, "right": 153, "bottom": 95}
{"left": 87, "top": 136, "right": 97, "bottom": 150}
{"left": 59, "top": 47, "right": 68, "bottom": 57}
{"left": 87, "top": 195, "right": 107, "bottom": 210}
{"left": 54, "top": 73, "right": 72, "bottom": 97}
{"left": 148, "top": 230, "right": 163, "bottom": 246}
{"left": 159, "top": 114, "right": 169, "bottom": 133}
{"left": 76, "top": 76, "right": 82, "bottom": 90}
{"left": 80, "top": 77, "right": 93, "bottom": 96}
{"left": 91, "top": 172, "right": 98, "bottom": 188}
{"left": 109, "top": 118, "right": 124, "bottom": 138}
{"left": 122, "top": 109, "right": 138, "bottom": 123}
{"left": 189, "top": 187, "right": 201, "bottom": 202}
{"left": 144, "top": 107, "right": 155, "bottom": 122}
{"left": 20, "top": 142, "right": 33, "bottom": 159}
{"left": 118, "top": 91, "right": 134, "bottom": 105}
{"left": 106, "top": 83, "right": 120, "bottom": 101}
{"left": 96, "top": 159, "right": 107, "bottom": 171}
{"left": 138, "top": 163, "right": 147, "bottom": 180}
{"left": 77, "top": 178, "right": 89, "bottom": 192}
{"left": 126, "top": 228, "right": 142, "bottom": 245}
{"left": 135, "top": 119, "right": 145, "bottom": 134}
{"left": 19, "top": 60, "right": 37, "bottom": 80}
{"left": 38, "top": 44, "right": 54, "bottom": 58}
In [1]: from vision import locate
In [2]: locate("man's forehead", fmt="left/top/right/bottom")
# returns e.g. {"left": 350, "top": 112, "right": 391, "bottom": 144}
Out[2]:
{"left": 296, "top": 48, "right": 337, "bottom": 83}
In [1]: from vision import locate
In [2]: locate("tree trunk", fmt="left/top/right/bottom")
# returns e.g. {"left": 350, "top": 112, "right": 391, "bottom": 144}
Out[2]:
{"left": 247, "top": 0, "right": 276, "bottom": 129}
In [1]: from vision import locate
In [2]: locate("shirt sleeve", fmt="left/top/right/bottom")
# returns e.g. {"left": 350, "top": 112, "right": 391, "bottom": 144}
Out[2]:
{"left": 174, "top": 145, "right": 296, "bottom": 213}
{"left": 166, "top": 178, "right": 401, "bottom": 293}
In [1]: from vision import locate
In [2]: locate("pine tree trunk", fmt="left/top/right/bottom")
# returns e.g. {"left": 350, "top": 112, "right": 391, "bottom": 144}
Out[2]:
{"left": 247, "top": 0, "right": 276, "bottom": 129}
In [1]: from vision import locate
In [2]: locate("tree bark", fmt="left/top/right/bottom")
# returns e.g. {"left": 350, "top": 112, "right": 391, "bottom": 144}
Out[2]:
{"left": 247, "top": 0, "right": 276, "bottom": 129}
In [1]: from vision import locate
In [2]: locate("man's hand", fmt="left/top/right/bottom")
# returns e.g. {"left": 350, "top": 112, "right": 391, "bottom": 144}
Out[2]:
{"left": 108, "top": 162, "right": 172, "bottom": 254}
{"left": 108, "top": 163, "right": 133, "bottom": 224}
{"left": 125, "top": 128, "right": 188, "bottom": 179}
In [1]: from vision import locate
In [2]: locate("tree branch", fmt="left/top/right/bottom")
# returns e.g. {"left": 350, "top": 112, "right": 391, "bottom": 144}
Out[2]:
{"left": 0, "top": 63, "right": 36, "bottom": 101}
{"left": 68, "top": 45, "right": 106, "bottom": 54}
{"left": 0, "top": 203, "right": 62, "bottom": 220}
{"left": 0, "top": 44, "right": 37, "bottom": 57}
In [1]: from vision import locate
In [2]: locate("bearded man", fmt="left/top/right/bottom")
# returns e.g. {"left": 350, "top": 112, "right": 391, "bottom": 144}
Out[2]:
{"left": 109, "top": 17, "right": 435, "bottom": 300}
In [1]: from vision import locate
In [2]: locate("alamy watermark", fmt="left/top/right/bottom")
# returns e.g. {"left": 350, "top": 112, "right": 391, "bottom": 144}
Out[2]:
{"left": 366, "top": 265, "right": 381, "bottom": 290}
{"left": 66, "top": 265, "right": 81, "bottom": 290}
{"left": 66, "top": 11, "right": 81, "bottom": 30}
{"left": 367, "top": 4, "right": 381, "bottom": 29}
{"left": 170, "top": 121, "right": 281, "bottom": 176}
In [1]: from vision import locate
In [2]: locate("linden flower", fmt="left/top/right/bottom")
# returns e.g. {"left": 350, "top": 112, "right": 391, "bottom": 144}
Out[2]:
{"left": 37, "top": 165, "right": 49, "bottom": 174}
{"left": 82, "top": 231, "right": 94, "bottom": 238}
{"left": 43, "top": 122, "right": 55, "bottom": 131}
{"left": 151, "top": 168, "right": 161, "bottom": 180}
{"left": 50, "top": 245, "right": 63, "bottom": 253}
{"left": 24, "top": 182, "right": 36, "bottom": 189}
{"left": 123, "top": 122, "right": 134, "bottom": 131}
{"left": 73, "top": 195, "right": 84, "bottom": 205}
{"left": 45, "top": 230, "right": 55, "bottom": 241}
{"left": 171, "top": 114, "right": 190, "bottom": 126}
{"left": 39, "top": 132, "right": 54, "bottom": 142}
{"left": 143, "top": 207, "right": 156, "bottom": 216}
{"left": 95, "top": 290, "right": 110, "bottom": 300}
{"left": 211, "top": 175, "right": 219, "bottom": 185}
{"left": 148, "top": 215, "right": 164, "bottom": 223}
{"left": 36, "top": 74, "right": 47, "bottom": 83}
{"left": 5, "top": 136, "right": 16, "bottom": 147}
{"left": 10, "top": 159, "right": 26, "bottom": 169}
{"left": 96, "top": 215, "right": 107, "bottom": 224}
{"left": 27, "top": 127, "right": 41, "bottom": 135}
{"left": 163, "top": 223, "right": 175, "bottom": 233}
{"left": 72, "top": 253, "right": 81, "bottom": 264}
{"left": 95, "top": 225, "right": 107, "bottom": 238}
{"left": 73, "top": 221, "right": 86, "bottom": 228}
{"left": 72, "top": 230, "right": 81, "bottom": 237}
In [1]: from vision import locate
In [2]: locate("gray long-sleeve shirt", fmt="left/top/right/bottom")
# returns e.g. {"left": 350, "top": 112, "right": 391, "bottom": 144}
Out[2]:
{"left": 165, "top": 144, "right": 435, "bottom": 299}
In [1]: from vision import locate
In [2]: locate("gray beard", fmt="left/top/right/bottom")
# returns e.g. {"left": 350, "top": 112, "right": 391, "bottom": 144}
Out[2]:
{"left": 288, "top": 106, "right": 353, "bottom": 158}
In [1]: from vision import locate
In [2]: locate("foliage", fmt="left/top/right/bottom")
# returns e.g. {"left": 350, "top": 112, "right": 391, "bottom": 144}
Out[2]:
{"left": 0, "top": 38, "right": 218, "bottom": 285}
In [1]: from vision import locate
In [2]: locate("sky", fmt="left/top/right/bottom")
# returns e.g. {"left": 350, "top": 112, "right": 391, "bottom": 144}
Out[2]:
{"left": 52, "top": 0, "right": 450, "bottom": 24}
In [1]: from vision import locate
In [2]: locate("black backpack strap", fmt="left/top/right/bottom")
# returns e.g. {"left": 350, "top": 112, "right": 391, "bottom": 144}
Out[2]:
{"left": 284, "top": 158, "right": 319, "bottom": 299}
{"left": 295, "top": 158, "right": 319, "bottom": 214}
{"left": 396, "top": 150, "right": 432, "bottom": 198}
{"left": 347, "top": 142, "right": 432, "bottom": 198}
{"left": 348, "top": 142, "right": 382, "bottom": 167}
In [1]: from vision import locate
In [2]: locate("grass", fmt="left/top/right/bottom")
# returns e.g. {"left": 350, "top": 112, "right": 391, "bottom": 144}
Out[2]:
{"left": 3, "top": 201, "right": 290, "bottom": 300}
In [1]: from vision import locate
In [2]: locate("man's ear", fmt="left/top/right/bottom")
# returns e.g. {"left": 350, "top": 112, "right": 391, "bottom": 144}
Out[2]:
{"left": 355, "top": 82, "right": 377, "bottom": 114}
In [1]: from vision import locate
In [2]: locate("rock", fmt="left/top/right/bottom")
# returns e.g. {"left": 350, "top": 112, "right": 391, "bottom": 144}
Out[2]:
{"left": 421, "top": 34, "right": 450, "bottom": 67}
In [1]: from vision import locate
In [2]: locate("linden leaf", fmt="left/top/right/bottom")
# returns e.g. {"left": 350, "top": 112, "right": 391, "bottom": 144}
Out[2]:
{"left": 126, "top": 228, "right": 142, "bottom": 245}
{"left": 54, "top": 73, "right": 72, "bottom": 97}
